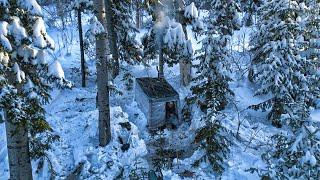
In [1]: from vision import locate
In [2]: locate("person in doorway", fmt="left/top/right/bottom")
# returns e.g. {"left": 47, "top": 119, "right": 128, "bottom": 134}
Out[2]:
{"left": 165, "top": 101, "right": 177, "bottom": 129}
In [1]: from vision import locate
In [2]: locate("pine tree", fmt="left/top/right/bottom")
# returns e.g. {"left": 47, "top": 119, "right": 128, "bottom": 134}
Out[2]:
{"left": 249, "top": 0, "right": 320, "bottom": 128}
{"left": 104, "top": 0, "right": 119, "bottom": 78}
{"left": 135, "top": 0, "right": 143, "bottom": 29}
{"left": 112, "top": 0, "right": 142, "bottom": 88}
{"left": 0, "top": 0, "right": 69, "bottom": 178}
{"left": 188, "top": 0, "right": 241, "bottom": 175}
{"left": 174, "top": 1, "right": 198, "bottom": 86}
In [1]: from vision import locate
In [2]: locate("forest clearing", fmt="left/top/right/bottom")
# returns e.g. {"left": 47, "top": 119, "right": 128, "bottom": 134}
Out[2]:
{"left": 0, "top": 0, "right": 319, "bottom": 179}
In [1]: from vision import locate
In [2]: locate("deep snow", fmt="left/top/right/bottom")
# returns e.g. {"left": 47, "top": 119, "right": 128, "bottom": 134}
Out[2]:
{"left": 1, "top": 11, "right": 319, "bottom": 180}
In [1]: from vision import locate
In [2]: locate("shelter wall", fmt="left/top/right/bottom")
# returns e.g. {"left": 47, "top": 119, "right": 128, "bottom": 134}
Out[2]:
{"left": 135, "top": 83, "right": 150, "bottom": 121}
{"left": 149, "top": 101, "right": 166, "bottom": 128}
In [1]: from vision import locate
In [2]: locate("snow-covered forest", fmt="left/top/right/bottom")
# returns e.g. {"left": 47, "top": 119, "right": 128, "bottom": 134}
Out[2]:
{"left": 0, "top": 0, "right": 319, "bottom": 179}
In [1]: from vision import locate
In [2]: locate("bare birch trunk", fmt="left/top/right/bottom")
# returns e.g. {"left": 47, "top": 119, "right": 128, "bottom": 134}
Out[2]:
{"left": 94, "top": 0, "right": 111, "bottom": 146}
{"left": 5, "top": 72, "right": 33, "bottom": 180}
{"left": 5, "top": 114, "right": 33, "bottom": 180}
{"left": 104, "top": 0, "right": 120, "bottom": 78}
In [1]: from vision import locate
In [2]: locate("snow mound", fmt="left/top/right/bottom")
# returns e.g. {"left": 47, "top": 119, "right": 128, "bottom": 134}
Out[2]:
{"left": 75, "top": 106, "right": 148, "bottom": 179}
{"left": 40, "top": 100, "right": 148, "bottom": 179}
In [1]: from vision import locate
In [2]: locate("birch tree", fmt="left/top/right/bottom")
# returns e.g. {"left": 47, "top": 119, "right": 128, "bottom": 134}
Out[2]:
{"left": 93, "top": 0, "right": 112, "bottom": 146}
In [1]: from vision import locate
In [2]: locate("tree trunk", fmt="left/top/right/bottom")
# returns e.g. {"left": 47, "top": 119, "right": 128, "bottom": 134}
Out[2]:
{"left": 77, "top": 9, "right": 86, "bottom": 87}
{"left": 155, "top": 2, "right": 165, "bottom": 78}
{"left": 5, "top": 70, "right": 33, "bottom": 180}
{"left": 175, "top": 0, "right": 192, "bottom": 86}
{"left": 104, "top": 0, "right": 120, "bottom": 78}
{"left": 57, "top": 0, "right": 66, "bottom": 29}
{"left": 135, "top": 0, "right": 141, "bottom": 29}
{"left": 5, "top": 112, "right": 33, "bottom": 180}
{"left": 158, "top": 44, "right": 164, "bottom": 78}
{"left": 94, "top": 0, "right": 111, "bottom": 146}
{"left": 179, "top": 60, "right": 191, "bottom": 86}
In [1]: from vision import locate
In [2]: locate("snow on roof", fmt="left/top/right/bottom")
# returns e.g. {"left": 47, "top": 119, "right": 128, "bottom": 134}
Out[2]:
{"left": 136, "top": 77, "right": 179, "bottom": 99}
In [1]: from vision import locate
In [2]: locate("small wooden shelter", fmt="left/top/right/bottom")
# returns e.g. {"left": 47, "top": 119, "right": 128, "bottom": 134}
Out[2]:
{"left": 135, "top": 77, "right": 180, "bottom": 129}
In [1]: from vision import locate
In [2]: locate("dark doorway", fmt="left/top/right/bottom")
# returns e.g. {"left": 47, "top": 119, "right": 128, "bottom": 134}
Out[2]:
{"left": 165, "top": 101, "right": 177, "bottom": 119}
{"left": 165, "top": 101, "right": 178, "bottom": 129}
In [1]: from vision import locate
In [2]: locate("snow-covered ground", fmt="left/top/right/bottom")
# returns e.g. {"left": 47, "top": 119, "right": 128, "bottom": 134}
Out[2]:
{"left": 1, "top": 12, "right": 319, "bottom": 180}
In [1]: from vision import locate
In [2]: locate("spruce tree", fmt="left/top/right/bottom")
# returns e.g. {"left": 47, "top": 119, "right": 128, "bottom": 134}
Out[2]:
{"left": 256, "top": 121, "right": 320, "bottom": 179}
{"left": 188, "top": 0, "right": 240, "bottom": 175}
{"left": 112, "top": 0, "right": 142, "bottom": 66}
{"left": 103, "top": 0, "right": 141, "bottom": 79}
{"left": 142, "top": 1, "right": 198, "bottom": 83}
{"left": 248, "top": 1, "right": 320, "bottom": 178}
{"left": 0, "top": 0, "right": 69, "bottom": 178}
{"left": 190, "top": 0, "right": 240, "bottom": 113}
{"left": 249, "top": 0, "right": 320, "bottom": 128}
{"left": 240, "top": 0, "right": 260, "bottom": 27}
{"left": 304, "top": 0, "right": 320, "bottom": 62}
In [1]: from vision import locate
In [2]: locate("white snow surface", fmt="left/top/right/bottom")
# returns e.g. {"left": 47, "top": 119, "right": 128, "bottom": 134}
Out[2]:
{"left": 1, "top": 9, "right": 319, "bottom": 180}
